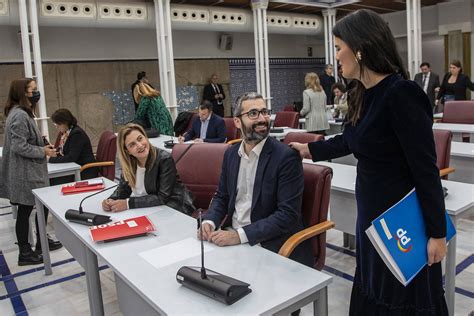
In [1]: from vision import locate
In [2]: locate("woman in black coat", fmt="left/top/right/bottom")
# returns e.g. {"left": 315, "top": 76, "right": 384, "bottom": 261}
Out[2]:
{"left": 101, "top": 123, "right": 195, "bottom": 215}
{"left": 436, "top": 60, "right": 474, "bottom": 105}
{"left": 48, "top": 109, "right": 99, "bottom": 180}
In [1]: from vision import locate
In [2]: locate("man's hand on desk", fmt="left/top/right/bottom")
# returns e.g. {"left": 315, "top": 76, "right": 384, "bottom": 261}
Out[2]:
{"left": 197, "top": 222, "right": 214, "bottom": 241}
{"left": 102, "top": 199, "right": 128, "bottom": 212}
{"left": 209, "top": 230, "right": 240, "bottom": 246}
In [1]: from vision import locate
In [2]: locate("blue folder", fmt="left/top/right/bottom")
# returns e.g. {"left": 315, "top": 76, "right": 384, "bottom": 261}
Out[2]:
{"left": 366, "top": 188, "right": 456, "bottom": 285}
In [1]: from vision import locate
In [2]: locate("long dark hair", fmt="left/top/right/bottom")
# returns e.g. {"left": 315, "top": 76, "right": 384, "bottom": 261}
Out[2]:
{"left": 333, "top": 9, "right": 408, "bottom": 124}
{"left": 4, "top": 78, "right": 37, "bottom": 118}
{"left": 51, "top": 108, "right": 78, "bottom": 128}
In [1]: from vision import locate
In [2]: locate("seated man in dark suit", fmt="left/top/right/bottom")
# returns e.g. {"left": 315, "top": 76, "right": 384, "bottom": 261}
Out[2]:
{"left": 178, "top": 101, "right": 227, "bottom": 143}
{"left": 198, "top": 92, "right": 312, "bottom": 268}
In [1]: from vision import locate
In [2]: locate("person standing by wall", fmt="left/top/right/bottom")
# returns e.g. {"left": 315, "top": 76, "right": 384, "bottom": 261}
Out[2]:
{"left": 203, "top": 74, "right": 226, "bottom": 117}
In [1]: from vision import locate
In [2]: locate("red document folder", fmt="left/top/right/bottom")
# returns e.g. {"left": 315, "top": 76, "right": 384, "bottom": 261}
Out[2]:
{"left": 89, "top": 216, "right": 156, "bottom": 242}
{"left": 61, "top": 179, "right": 105, "bottom": 195}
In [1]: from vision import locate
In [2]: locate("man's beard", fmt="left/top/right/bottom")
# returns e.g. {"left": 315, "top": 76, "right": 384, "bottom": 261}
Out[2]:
{"left": 241, "top": 120, "right": 270, "bottom": 144}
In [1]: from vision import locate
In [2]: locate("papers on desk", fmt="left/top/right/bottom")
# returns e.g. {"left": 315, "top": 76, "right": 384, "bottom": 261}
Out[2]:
{"left": 139, "top": 237, "right": 216, "bottom": 269}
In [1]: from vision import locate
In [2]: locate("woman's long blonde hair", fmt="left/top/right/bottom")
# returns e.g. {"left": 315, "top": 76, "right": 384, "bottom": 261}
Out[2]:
{"left": 304, "top": 72, "right": 322, "bottom": 92}
{"left": 117, "top": 123, "right": 157, "bottom": 188}
{"left": 133, "top": 82, "right": 160, "bottom": 105}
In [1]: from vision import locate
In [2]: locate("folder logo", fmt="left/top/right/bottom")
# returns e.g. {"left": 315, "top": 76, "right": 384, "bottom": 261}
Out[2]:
{"left": 395, "top": 228, "right": 412, "bottom": 253}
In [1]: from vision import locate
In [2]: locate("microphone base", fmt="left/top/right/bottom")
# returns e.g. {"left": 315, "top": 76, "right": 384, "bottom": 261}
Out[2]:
{"left": 65, "top": 209, "right": 112, "bottom": 226}
{"left": 176, "top": 266, "right": 251, "bottom": 305}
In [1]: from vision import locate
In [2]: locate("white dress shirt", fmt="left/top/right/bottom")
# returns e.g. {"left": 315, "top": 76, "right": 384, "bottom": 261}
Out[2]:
{"left": 203, "top": 137, "right": 269, "bottom": 244}
{"left": 126, "top": 166, "right": 148, "bottom": 209}
{"left": 422, "top": 72, "right": 430, "bottom": 94}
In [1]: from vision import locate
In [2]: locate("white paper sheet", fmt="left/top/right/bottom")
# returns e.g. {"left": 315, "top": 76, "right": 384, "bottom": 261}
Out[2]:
{"left": 139, "top": 237, "right": 216, "bottom": 270}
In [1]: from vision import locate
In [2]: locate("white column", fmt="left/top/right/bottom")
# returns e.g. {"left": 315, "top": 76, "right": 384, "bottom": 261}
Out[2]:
{"left": 154, "top": 0, "right": 177, "bottom": 121}
{"left": 18, "top": 0, "right": 32, "bottom": 77}
{"left": 252, "top": 9, "right": 261, "bottom": 94}
{"left": 323, "top": 9, "right": 337, "bottom": 81}
{"left": 406, "top": 0, "right": 422, "bottom": 79}
{"left": 28, "top": 0, "right": 48, "bottom": 137}
{"left": 251, "top": 0, "right": 270, "bottom": 108}
{"left": 323, "top": 13, "right": 329, "bottom": 65}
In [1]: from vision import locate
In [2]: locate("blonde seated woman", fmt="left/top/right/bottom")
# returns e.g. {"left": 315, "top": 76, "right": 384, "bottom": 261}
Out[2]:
{"left": 133, "top": 82, "right": 174, "bottom": 136}
{"left": 102, "top": 124, "right": 195, "bottom": 214}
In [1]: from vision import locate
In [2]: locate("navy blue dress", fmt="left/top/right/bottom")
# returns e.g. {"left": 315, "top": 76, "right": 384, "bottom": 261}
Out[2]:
{"left": 309, "top": 74, "right": 448, "bottom": 315}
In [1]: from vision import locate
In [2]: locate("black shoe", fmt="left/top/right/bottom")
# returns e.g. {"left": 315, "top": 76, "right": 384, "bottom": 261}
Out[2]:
{"left": 36, "top": 236, "right": 63, "bottom": 253}
{"left": 18, "top": 244, "right": 43, "bottom": 266}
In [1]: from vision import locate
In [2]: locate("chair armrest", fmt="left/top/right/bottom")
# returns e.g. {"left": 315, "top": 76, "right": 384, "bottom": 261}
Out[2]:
{"left": 439, "top": 167, "right": 455, "bottom": 177}
{"left": 80, "top": 161, "right": 114, "bottom": 172}
{"left": 278, "top": 220, "right": 335, "bottom": 258}
{"left": 227, "top": 138, "right": 242, "bottom": 145}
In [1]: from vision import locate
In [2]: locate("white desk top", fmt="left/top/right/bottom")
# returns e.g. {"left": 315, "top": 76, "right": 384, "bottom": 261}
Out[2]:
{"left": 328, "top": 120, "right": 343, "bottom": 126}
{"left": 433, "top": 113, "right": 443, "bottom": 119}
{"left": 451, "top": 142, "right": 474, "bottom": 159}
{"left": 32, "top": 178, "right": 332, "bottom": 315}
{"left": 306, "top": 160, "right": 474, "bottom": 217}
{"left": 433, "top": 123, "right": 474, "bottom": 134}
{"left": 270, "top": 128, "right": 307, "bottom": 139}
{"left": 1, "top": 146, "right": 80, "bottom": 176}
{"left": 148, "top": 136, "right": 180, "bottom": 153}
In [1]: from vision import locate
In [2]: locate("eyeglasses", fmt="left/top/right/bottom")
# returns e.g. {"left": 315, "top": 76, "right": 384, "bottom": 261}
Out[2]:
{"left": 238, "top": 108, "right": 271, "bottom": 120}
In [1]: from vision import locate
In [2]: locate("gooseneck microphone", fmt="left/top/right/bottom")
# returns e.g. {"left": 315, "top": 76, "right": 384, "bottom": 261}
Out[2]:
{"left": 64, "top": 182, "right": 118, "bottom": 226}
{"left": 176, "top": 210, "right": 252, "bottom": 305}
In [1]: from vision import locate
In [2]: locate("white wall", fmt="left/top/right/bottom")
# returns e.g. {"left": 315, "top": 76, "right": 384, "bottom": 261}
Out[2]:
{"left": 0, "top": 26, "right": 324, "bottom": 62}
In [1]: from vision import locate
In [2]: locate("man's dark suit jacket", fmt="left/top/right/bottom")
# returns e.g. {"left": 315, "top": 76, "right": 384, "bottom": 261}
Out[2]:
{"left": 203, "top": 137, "right": 312, "bottom": 266}
{"left": 414, "top": 72, "right": 440, "bottom": 108}
{"left": 320, "top": 73, "right": 335, "bottom": 105}
{"left": 203, "top": 83, "right": 226, "bottom": 117}
{"left": 184, "top": 114, "right": 227, "bottom": 143}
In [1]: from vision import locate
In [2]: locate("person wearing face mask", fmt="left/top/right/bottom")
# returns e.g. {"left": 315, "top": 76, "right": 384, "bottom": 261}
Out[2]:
{"left": 0, "top": 78, "right": 59, "bottom": 265}
{"left": 290, "top": 10, "right": 448, "bottom": 315}
{"left": 101, "top": 123, "right": 195, "bottom": 215}
{"left": 48, "top": 109, "right": 98, "bottom": 180}
{"left": 198, "top": 92, "right": 312, "bottom": 272}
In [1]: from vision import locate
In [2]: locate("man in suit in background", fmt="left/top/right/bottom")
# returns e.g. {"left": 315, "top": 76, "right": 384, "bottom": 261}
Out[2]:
{"left": 203, "top": 74, "right": 226, "bottom": 117}
{"left": 178, "top": 100, "right": 226, "bottom": 143}
{"left": 320, "top": 64, "right": 336, "bottom": 105}
{"left": 414, "top": 62, "right": 440, "bottom": 110}
{"left": 198, "top": 92, "right": 312, "bottom": 270}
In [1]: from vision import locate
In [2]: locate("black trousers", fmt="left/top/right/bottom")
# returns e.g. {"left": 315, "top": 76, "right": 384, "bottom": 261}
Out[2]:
{"left": 15, "top": 204, "right": 49, "bottom": 247}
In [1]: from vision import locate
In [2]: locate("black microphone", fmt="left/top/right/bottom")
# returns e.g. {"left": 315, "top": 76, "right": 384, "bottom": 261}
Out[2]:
{"left": 64, "top": 181, "right": 118, "bottom": 226}
{"left": 176, "top": 211, "right": 252, "bottom": 305}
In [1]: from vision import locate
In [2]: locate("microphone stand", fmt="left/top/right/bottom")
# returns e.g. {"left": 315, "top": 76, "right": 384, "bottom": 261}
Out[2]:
{"left": 65, "top": 182, "right": 118, "bottom": 226}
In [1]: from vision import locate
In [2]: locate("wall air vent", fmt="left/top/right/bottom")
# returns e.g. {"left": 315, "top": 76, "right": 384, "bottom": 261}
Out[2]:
{"left": 171, "top": 7, "right": 209, "bottom": 23}
{"left": 40, "top": 1, "right": 95, "bottom": 18}
{"left": 266, "top": 13, "right": 290, "bottom": 27}
{"left": 292, "top": 17, "right": 320, "bottom": 29}
{"left": 210, "top": 10, "right": 245, "bottom": 25}
{"left": 98, "top": 3, "right": 147, "bottom": 20}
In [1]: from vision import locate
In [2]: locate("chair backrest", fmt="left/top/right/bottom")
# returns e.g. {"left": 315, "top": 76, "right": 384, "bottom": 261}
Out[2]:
{"left": 223, "top": 117, "right": 240, "bottom": 142}
{"left": 95, "top": 131, "right": 117, "bottom": 181}
{"left": 283, "top": 132, "right": 324, "bottom": 159}
{"left": 274, "top": 111, "right": 299, "bottom": 129}
{"left": 171, "top": 143, "right": 230, "bottom": 210}
{"left": 433, "top": 129, "right": 453, "bottom": 179}
{"left": 442, "top": 101, "right": 474, "bottom": 124}
{"left": 283, "top": 105, "right": 295, "bottom": 112}
{"left": 183, "top": 112, "right": 198, "bottom": 135}
{"left": 302, "top": 163, "right": 333, "bottom": 270}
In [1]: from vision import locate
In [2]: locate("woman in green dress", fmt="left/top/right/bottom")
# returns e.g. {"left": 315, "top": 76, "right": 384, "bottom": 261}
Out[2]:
{"left": 133, "top": 82, "right": 174, "bottom": 136}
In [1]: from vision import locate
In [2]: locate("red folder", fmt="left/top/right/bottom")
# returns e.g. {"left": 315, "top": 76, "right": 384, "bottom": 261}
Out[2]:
{"left": 61, "top": 179, "right": 105, "bottom": 195}
{"left": 89, "top": 216, "right": 156, "bottom": 242}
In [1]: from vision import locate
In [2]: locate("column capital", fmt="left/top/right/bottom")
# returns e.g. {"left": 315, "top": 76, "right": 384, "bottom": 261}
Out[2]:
{"left": 251, "top": 0, "right": 268, "bottom": 10}
{"left": 322, "top": 8, "right": 336, "bottom": 17}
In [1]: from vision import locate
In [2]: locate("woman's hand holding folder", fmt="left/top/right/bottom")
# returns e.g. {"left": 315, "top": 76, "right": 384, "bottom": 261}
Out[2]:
{"left": 427, "top": 237, "right": 447, "bottom": 266}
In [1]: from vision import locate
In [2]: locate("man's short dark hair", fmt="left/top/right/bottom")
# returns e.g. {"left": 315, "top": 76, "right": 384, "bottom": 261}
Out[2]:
{"left": 325, "top": 64, "right": 333, "bottom": 70}
{"left": 331, "top": 82, "right": 346, "bottom": 93}
{"left": 419, "top": 62, "right": 430, "bottom": 68}
{"left": 137, "top": 71, "right": 146, "bottom": 80}
{"left": 200, "top": 100, "right": 213, "bottom": 111}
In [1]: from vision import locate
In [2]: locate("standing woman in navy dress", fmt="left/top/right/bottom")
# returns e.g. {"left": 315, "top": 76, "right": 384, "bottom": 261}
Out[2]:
{"left": 290, "top": 10, "right": 448, "bottom": 315}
